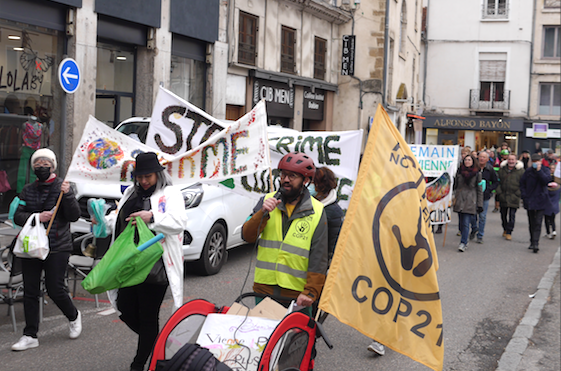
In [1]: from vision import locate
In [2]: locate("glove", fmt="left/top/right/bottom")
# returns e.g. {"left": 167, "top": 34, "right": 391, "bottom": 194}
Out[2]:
{"left": 477, "top": 207, "right": 484, "bottom": 214}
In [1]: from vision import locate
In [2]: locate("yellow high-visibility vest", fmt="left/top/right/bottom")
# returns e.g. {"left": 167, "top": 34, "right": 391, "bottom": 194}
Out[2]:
{"left": 255, "top": 192, "right": 323, "bottom": 292}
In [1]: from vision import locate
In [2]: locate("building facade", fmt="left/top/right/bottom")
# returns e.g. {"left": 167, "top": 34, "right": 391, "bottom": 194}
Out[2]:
{"left": 0, "top": 0, "right": 219, "bottom": 214}
{"left": 524, "top": 0, "right": 560, "bottom": 155}
{"left": 422, "top": 0, "right": 535, "bottom": 153}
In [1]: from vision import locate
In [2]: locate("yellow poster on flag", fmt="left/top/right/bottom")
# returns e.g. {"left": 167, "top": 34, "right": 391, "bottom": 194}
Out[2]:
{"left": 319, "top": 104, "right": 443, "bottom": 371}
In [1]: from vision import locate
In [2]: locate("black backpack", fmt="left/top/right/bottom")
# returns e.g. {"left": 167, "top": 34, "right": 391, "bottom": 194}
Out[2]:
{"left": 155, "top": 343, "right": 231, "bottom": 371}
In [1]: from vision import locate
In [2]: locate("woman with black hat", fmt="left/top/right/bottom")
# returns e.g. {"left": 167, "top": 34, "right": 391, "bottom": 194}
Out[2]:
{"left": 104, "top": 152, "right": 188, "bottom": 371}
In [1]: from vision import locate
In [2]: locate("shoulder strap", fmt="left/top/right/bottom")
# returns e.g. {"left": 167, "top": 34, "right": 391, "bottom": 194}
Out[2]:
{"left": 189, "top": 347, "right": 214, "bottom": 371}
{"left": 161, "top": 343, "right": 199, "bottom": 371}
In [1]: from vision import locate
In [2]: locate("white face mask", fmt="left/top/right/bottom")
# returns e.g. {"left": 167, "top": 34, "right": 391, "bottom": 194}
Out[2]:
{"left": 308, "top": 183, "right": 317, "bottom": 197}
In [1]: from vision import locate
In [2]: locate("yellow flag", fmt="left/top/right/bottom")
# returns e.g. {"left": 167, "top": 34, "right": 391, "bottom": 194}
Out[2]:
{"left": 319, "top": 105, "right": 443, "bottom": 371}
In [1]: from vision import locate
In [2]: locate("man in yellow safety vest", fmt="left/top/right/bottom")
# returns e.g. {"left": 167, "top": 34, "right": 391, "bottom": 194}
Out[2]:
{"left": 242, "top": 152, "right": 328, "bottom": 309}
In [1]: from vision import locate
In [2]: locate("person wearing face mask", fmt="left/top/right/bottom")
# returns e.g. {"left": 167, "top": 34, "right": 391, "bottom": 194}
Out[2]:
{"left": 496, "top": 154, "right": 524, "bottom": 241}
{"left": 12, "top": 148, "right": 82, "bottom": 351}
{"left": 520, "top": 154, "right": 551, "bottom": 253}
{"left": 242, "top": 152, "right": 328, "bottom": 312}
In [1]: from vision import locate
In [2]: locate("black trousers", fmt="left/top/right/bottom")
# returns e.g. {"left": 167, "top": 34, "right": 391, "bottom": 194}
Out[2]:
{"left": 527, "top": 209, "right": 544, "bottom": 247}
{"left": 500, "top": 207, "right": 517, "bottom": 234}
{"left": 21, "top": 252, "right": 78, "bottom": 338}
{"left": 544, "top": 214, "right": 556, "bottom": 234}
{"left": 117, "top": 281, "right": 168, "bottom": 369}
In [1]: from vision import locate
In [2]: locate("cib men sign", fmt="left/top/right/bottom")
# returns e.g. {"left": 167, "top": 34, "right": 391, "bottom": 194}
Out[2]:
{"left": 341, "top": 35, "right": 355, "bottom": 76}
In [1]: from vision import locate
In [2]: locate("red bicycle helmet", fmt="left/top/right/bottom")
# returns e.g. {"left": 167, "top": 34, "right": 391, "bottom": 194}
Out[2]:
{"left": 278, "top": 152, "right": 316, "bottom": 179}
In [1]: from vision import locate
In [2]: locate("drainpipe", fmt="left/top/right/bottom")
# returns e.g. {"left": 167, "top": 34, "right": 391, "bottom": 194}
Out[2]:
{"left": 382, "top": 0, "right": 390, "bottom": 108}
{"left": 422, "top": 0, "right": 429, "bottom": 109}
{"left": 527, "top": 0, "right": 536, "bottom": 119}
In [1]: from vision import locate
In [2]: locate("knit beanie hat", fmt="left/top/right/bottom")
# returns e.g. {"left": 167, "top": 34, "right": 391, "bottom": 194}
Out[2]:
{"left": 31, "top": 148, "right": 57, "bottom": 171}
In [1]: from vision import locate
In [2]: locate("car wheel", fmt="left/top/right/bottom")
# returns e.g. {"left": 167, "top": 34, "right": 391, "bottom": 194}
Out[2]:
{"left": 196, "top": 223, "right": 227, "bottom": 276}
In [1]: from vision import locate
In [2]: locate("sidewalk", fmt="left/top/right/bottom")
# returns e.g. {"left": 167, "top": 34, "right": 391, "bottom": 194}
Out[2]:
{"left": 497, "top": 247, "right": 560, "bottom": 371}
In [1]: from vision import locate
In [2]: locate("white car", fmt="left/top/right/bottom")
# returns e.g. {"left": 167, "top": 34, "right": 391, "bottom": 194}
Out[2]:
{"left": 70, "top": 117, "right": 257, "bottom": 275}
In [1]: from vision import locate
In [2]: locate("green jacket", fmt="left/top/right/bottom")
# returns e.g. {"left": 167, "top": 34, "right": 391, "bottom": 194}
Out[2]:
{"left": 496, "top": 160, "right": 524, "bottom": 208}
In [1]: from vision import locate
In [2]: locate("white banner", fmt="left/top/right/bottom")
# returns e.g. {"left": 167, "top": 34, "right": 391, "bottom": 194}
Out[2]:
{"left": 66, "top": 100, "right": 270, "bottom": 185}
{"left": 219, "top": 127, "right": 363, "bottom": 211}
{"left": 409, "top": 145, "right": 459, "bottom": 224}
{"left": 409, "top": 145, "right": 459, "bottom": 178}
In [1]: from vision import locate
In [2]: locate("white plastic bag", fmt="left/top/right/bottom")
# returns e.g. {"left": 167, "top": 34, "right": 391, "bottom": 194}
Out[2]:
{"left": 14, "top": 213, "right": 50, "bottom": 260}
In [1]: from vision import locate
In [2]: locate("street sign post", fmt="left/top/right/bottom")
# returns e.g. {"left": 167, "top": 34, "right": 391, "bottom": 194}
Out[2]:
{"left": 58, "top": 58, "right": 81, "bottom": 94}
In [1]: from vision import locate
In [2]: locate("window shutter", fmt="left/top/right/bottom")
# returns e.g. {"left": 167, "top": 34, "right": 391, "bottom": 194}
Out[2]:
{"left": 480, "top": 60, "right": 506, "bottom": 82}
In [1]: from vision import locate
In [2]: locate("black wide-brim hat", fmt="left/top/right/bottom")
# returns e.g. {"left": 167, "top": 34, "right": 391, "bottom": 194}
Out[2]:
{"left": 133, "top": 152, "right": 165, "bottom": 176}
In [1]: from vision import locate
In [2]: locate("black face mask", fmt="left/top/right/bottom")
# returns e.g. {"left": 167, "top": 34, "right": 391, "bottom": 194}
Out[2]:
{"left": 34, "top": 167, "right": 51, "bottom": 182}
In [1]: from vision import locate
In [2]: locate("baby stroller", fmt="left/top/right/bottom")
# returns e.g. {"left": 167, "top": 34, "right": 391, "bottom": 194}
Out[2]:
{"left": 148, "top": 293, "right": 332, "bottom": 371}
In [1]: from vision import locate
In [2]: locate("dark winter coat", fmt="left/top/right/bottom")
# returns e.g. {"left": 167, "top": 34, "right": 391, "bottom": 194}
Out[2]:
{"left": 520, "top": 166, "right": 551, "bottom": 211}
{"left": 453, "top": 170, "right": 483, "bottom": 215}
{"left": 323, "top": 201, "right": 344, "bottom": 259}
{"left": 544, "top": 181, "right": 560, "bottom": 216}
{"left": 14, "top": 177, "right": 81, "bottom": 253}
{"left": 496, "top": 161, "right": 524, "bottom": 208}
{"left": 480, "top": 163, "right": 499, "bottom": 201}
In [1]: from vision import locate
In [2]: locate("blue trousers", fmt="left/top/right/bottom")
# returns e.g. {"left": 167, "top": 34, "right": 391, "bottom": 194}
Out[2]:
{"left": 459, "top": 212, "right": 474, "bottom": 244}
{"left": 477, "top": 199, "right": 490, "bottom": 238}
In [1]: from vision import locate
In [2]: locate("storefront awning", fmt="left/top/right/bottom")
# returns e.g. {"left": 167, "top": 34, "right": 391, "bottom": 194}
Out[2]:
{"left": 250, "top": 68, "right": 338, "bottom": 92}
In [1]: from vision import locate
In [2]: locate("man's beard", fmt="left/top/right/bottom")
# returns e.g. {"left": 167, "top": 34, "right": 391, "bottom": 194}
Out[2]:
{"left": 282, "top": 182, "right": 303, "bottom": 203}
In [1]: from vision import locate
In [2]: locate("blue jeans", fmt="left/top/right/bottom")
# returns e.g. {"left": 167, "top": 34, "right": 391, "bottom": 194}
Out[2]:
{"left": 477, "top": 199, "right": 490, "bottom": 238}
{"left": 459, "top": 212, "right": 473, "bottom": 244}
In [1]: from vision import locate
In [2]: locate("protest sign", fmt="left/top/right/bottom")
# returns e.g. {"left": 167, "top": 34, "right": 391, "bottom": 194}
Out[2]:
{"left": 222, "top": 127, "right": 363, "bottom": 211}
{"left": 409, "top": 145, "right": 459, "bottom": 225}
{"left": 66, "top": 99, "right": 270, "bottom": 185}
{"left": 319, "top": 105, "right": 443, "bottom": 371}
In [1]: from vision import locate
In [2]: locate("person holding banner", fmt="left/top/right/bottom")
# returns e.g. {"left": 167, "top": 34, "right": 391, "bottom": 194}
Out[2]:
{"left": 102, "top": 152, "right": 188, "bottom": 371}
{"left": 242, "top": 152, "right": 328, "bottom": 312}
{"left": 12, "top": 148, "right": 82, "bottom": 351}
{"left": 453, "top": 154, "right": 483, "bottom": 252}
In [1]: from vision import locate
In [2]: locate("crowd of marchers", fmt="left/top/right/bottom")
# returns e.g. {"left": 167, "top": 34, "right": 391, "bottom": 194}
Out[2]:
{"left": 452, "top": 143, "right": 560, "bottom": 253}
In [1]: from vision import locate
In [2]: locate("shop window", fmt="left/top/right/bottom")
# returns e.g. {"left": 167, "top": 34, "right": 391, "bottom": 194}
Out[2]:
{"left": 0, "top": 22, "right": 62, "bottom": 212}
{"left": 543, "top": 26, "right": 560, "bottom": 59}
{"left": 482, "top": 0, "right": 508, "bottom": 19}
{"left": 539, "top": 83, "right": 561, "bottom": 116}
{"left": 170, "top": 55, "right": 205, "bottom": 110}
{"left": 281, "top": 26, "right": 296, "bottom": 74}
{"left": 314, "top": 37, "right": 326, "bottom": 80}
{"left": 238, "top": 12, "right": 258, "bottom": 66}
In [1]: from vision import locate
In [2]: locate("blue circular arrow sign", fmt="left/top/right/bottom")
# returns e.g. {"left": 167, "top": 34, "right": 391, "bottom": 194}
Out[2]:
{"left": 58, "top": 58, "right": 81, "bottom": 94}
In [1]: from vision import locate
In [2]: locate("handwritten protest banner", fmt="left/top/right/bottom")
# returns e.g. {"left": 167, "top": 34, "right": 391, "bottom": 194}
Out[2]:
{"left": 66, "top": 99, "right": 270, "bottom": 185}
{"left": 223, "top": 127, "right": 363, "bottom": 211}
{"left": 410, "top": 145, "right": 459, "bottom": 224}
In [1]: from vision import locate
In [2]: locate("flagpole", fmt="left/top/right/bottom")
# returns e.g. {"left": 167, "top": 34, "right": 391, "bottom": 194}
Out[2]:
{"left": 442, "top": 223, "right": 448, "bottom": 247}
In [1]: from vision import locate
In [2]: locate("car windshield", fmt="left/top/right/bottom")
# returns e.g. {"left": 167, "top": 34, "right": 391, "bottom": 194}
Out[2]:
{"left": 117, "top": 121, "right": 149, "bottom": 143}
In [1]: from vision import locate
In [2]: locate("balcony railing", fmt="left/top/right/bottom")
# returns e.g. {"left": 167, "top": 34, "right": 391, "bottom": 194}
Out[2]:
{"left": 470, "top": 89, "right": 510, "bottom": 111}
{"left": 482, "top": 2, "right": 509, "bottom": 19}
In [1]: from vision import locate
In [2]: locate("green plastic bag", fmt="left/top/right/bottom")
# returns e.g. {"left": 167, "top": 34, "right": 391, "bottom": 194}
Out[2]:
{"left": 82, "top": 217, "right": 164, "bottom": 294}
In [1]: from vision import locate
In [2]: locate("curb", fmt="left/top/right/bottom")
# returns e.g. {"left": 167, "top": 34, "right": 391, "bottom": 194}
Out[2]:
{"left": 496, "top": 247, "right": 561, "bottom": 371}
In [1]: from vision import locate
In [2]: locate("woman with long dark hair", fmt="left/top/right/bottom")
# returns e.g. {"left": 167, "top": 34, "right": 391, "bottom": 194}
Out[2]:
{"left": 453, "top": 154, "right": 483, "bottom": 252}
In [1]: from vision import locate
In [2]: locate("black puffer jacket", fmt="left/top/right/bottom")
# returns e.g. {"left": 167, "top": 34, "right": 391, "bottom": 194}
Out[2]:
{"left": 14, "top": 177, "right": 80, "bottom": 253}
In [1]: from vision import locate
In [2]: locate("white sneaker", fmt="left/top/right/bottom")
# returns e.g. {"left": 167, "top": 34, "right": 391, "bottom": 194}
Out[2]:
{"left": 458, "top": 243, "right": 467, "bottom": 252}
{"left": 552, "top": 231, "right": 557, "bottom": 239}
{"left": 69, "top": 310, "right": 82, "bottom": 339}
{"left": 367, "top": 341, "right": 385, "bottom": 356}
{"left": 12, "top": 335, "right": 39, "bottom": 351}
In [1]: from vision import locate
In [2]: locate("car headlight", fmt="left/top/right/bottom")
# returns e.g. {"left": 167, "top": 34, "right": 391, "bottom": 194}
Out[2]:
{"left": 182, "top": 183, "right": 204, "bottom": 209}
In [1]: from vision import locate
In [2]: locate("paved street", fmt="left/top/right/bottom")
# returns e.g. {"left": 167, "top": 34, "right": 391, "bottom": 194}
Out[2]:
{"left": 1, "top": 208, "right": 559, "bottom": 371}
